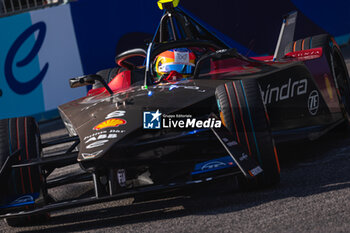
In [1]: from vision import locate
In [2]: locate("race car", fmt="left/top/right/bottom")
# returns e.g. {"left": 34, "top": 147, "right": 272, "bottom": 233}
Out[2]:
{"left": 1, "top": 0, "right": 349, "bottom": 226}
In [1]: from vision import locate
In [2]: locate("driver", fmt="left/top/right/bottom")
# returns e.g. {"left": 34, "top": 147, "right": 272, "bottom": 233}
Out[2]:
{"left": 154, "top": 48, "right": 196, "bottom": 81}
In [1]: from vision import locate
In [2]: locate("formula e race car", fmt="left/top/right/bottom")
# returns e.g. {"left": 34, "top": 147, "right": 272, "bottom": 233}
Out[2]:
{"left": 1, "top": 0, "right": 350, "bottom": 227}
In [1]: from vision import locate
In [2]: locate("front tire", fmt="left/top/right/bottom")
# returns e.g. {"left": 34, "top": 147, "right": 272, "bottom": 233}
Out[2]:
{"left": 215, "top": 79, "right": 280, "bottom": 189}
{"left": 0, "top": 117, "right": 49, "bottom": 227}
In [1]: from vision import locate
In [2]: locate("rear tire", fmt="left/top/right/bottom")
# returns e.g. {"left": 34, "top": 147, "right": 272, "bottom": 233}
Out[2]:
{"left": 285, "top": 34, "right": 350, "bottom": 125}
{"left": 215, "top": 79, "right": 280, "bottom": 189}
{"left": 333, "top": 46, "right": 350, "bottom": 125}
{"left": 284, "top": 34, "right": 331, "bottom": 55}
{"left": 0, "top": 117, "right": 49, "bottom": 227}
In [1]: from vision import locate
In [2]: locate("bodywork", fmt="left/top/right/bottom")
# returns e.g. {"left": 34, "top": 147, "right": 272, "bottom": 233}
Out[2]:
{"left": 0, "top": 2, "right": 346, "bottom": 219}
{"left": 59, "top": 46, "right": 343, "bottom": 167}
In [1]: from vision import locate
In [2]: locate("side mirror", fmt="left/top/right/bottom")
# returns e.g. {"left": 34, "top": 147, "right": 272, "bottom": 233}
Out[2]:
{"left": 69, "top": 74, "right": 113, "bottom": 95}
{"left": 69, "top": 75, "right": 95, "bottom": 88}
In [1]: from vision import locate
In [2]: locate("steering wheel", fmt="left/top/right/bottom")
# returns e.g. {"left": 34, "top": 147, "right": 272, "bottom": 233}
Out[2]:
{"left": 115, "top": 48, "right": 147, "bottom": 70}
{"left": 149, "top": 40, "right": 226, "bottom": 78}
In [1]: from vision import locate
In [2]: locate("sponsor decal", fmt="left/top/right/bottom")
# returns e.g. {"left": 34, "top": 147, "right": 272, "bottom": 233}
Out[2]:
{"left": 84, "top": 129, "right": 124, "bottom": 150}
{"left": 83, "top": 130, "right": 125, "bottom": 150}
{"left": 85, "top": 134, "right": 117, "bottom": 144}
{"left": 324, "top": 74, "right": 334, "bottom": 100}
{"left": 262, "top": 78, "right": 308, "bottom": 104}
{"left": 106, "top": 110, "right": 126, "bottom": 119}
{"left": 239, "top": 153, "right": 249, "bottom": 161}
{"left": 117, "top": 169, "right": 126, "bottom": 187}
{"left": 11, "top": 195, "right": 34, "bottom": 205}
{"left": 81, "top": 150, "right": 103, "bottom": 159}
{"left": 84, "top": 131, "right": 107, "bottom": 141}
{"left": 93, "top": 118, "right": 126, "bottom": 130}
{"left": 152, "top": 84, "right": 206, "bottom": 93}
{"left": 286, "top": 48, "right": 322, "bottom": 58}
{"left": 201, "top": 161, "right": 227, "bottom": 171}
{"left": 63, "top": 120, "right": 77, "bottom": 136}
{"left": 222, "top": 137, "right": 238, "bottom": 147}
{"left": 249, "top": 166, "right": 263, "bottom": 176}
{"left": 308, "top": 90, "right": 319, "bottom": 115}
{"left": 216, "top": 49, "right": 228, "bottom": 54}
{"left": 86, "top": 140, "right": 109, "bottom": 149}
{"left": 143, "top": 110, "right": 222, "bottom": 129}
{"left": 286, "top": 16, "right": 296, "bottom": 25}
{"left": 0, "top": 193, "right": 40, "bottom": 209}
{"left": 191, "top": 156, "right": 236, "bottom": 175}
{"left": 174, "top": 51, "right": 190, "bottom": 63}
{"left": 83, "top": 130, "right": 125, "bottom": 141}
{"left": 143, "top": 110, "right": 162, "bottom": 129}
{"left": 227, "top": 141, "right": 238, "bottom": 147}
{"left": 109, "top": 129, "right": 125, "bottom": 133}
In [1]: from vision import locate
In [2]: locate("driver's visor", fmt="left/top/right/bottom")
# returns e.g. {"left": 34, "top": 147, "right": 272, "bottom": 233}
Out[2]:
{"left": 158, "top": 62, "right": 195, "bottom": 75}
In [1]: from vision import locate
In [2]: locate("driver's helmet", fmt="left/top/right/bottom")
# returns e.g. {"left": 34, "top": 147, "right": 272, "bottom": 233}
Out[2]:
{"left": 154, "top": 48, "right": 196, "bottom": 78}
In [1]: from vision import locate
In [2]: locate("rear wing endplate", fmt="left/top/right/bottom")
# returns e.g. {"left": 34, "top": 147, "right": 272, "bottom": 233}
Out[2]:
{"left": 273, "top": 11, "right": 298, "bottom": 60}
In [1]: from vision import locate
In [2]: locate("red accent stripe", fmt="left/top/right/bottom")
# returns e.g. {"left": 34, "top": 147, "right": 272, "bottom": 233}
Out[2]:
{"left": 224, "top": 84, "right": 241, "bottom": 143}
{"left": 16, "top": 119, "right": 26, "bottom": 194}
{"left": 248, "top": 170, "right": 254, "bottom": 177}
{"left": 24, "top": 118, "right": 34, "bottom": 193}
{"left": 331, "top": 37, "right": 340, "bottom": 50}
{"left": 293, "top": 41, "right": 297, "bottom": 52}
{"left": 265, "top": 110, "right": 270, "bottom": 124}
{"left": 262, "top": 95, "right": 271, "bottom": 124}
{"left": 301, "top": 39, "right": 305, "bottom": 50}
{"left": 336, "top": 88, "right": 341, "bottom": 98}
{"left": 232, "top": 82, "right": 252, "bottom": 156}
{"left": 273, "top": 145, "right": 281, "bottom": 173}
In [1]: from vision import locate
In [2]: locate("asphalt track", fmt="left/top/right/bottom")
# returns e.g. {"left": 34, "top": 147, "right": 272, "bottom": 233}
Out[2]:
{"left": 1, "top": 56, "right": 350, "bottom": 233}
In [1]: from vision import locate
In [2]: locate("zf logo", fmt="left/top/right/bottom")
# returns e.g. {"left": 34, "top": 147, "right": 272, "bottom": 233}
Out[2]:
{"left": 308, "top": 90, "right": 319, "bottom": 115}
{"left": 143, "top": 110, "right": 162, "bottom": 129}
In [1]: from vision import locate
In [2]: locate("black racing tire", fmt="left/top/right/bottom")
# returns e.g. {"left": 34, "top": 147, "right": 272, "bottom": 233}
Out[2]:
{"left": 285, "top": 34, "right": 350, "bottom": 125}
{"left": 332, "top": 44, "right": 350, "bottom": 125}
{"left": 215, "top": 79, "right": 280, "bottom": 189}
{"left": 0, "top": 117, "right": 49, "bottom": 227}
{"left": 92, "top": 67, "right": 120, "bottom": 89}
{"left": 284, "top": 34, "right": 332, "bottom": 55}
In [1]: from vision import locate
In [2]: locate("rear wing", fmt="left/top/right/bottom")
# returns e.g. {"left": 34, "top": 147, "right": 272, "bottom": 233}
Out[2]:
{"left": 273, "top": 11, "right": 298, "bottom": 60}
